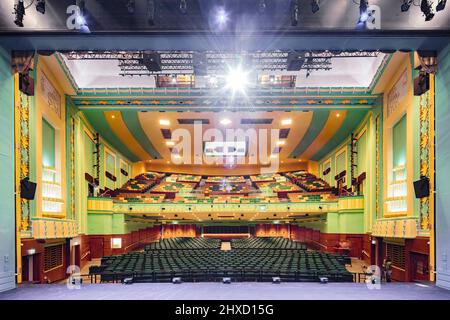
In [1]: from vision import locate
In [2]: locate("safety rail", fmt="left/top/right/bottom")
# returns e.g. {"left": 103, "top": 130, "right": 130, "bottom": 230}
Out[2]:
{"left": 83, "top": 269, "right": 356, "bottom": 284}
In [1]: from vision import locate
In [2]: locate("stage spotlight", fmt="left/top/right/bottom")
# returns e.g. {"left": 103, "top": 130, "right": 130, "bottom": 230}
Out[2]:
{"left": 126, "top": 0, "right": 135, "bottom": 14}
{"left": 421, "top": 0, "right": 435, "bottom": 21}
{"left": 225, "top": 66, "right": 249, "bottom": 94}
{"left": 358, "top": 0, "right": 369, "bottom": 23}
{"left": 400, "top": 0, "right": 413, "bottom": 12}
{"left": 36, "top": 0, "right": 45, "bottom": 14}
{"left": 147, "top": 0, "right": 156, "bottom": 25}
{"left": 269, "top": 75, "right": 275, "bottom": 83}
{"left": 258, "top": 0, "right": 266, "bottom": 14}
{"left": 179, "top": 0, "right": 187, "bottom": 14}
{"left": 310, "top": 0, "right": 320, "bottom": 14}
{"left": 291, "top": 0, "right": 300, "bottom": 26}
{"left": 14, "top": 0, "right": 25, "bottom": 27}
{"left": 437, "top": 0, "right": 447, "bottom": 11}
{"left": 171, "top": 74, "right": 177, "bottom": 84}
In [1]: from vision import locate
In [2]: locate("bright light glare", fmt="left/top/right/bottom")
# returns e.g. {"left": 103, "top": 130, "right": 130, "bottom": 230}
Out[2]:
{"left": 281, "top": 119, "right": 292, "bottom": 125}
{"left": 216, "top": 7, "right": 228, "bottom": 26}
{"left": 225, "top": 67, "right": 249, "bottom": 94}
{"left": 220, "top": 118, "right": 232, "bottom": 125}
{"left": 159, "top": 119, "right": 170, "bottom": 126}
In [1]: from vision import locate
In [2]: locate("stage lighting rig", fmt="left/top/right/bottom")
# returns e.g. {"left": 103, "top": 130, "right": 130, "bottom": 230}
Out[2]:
{"left": 311, "top": 0, "right": 320, "bottom": 14}
{"left": 13, "top": 0, "right": 25, "bottom": 27}
{"left": 421, "top": 0, "right": 435, "bottom": 21}
{"left": 401, "top": 0, "right": 413, "bottom": 12}
{"left": 36, "top": 0, "right": 45, "bottom": 14}
{"left": 126, "top": 0, "right": 135, "bottom": 14}
{"left": 436, "top": 0, "right": 447, "bottom": 11}
{"left": 179, "top": 0, "right": 187, "bottom": 14}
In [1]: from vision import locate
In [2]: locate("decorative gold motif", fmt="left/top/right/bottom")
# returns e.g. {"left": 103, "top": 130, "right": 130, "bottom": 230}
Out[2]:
{"left": 16, "top": 92, "right": 31, "bottom": 232}
{"left": 418, "top": 91, "right": 432, "bottom": 230}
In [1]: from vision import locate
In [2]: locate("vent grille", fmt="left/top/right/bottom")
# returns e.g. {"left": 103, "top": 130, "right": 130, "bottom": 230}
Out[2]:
{"left": 279, "top": 128, "right": 290, "bottom": 139}
{"left": 386, "top": 243, "right": 406, "bottom": 269}
{"left": 44, "top": 244, "right": 63, "bottom": 272}
{"left": 161, "top": 129, "right": 172, "bottom": 139}
{"left": 241, "top": 119, "right": 273, "bottom": 125}
{"left": 178, "top": 119, "right": 210, "bottom": 125}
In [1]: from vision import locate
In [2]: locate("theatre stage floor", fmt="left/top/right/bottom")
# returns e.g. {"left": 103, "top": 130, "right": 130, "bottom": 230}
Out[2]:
{"left": 1, "top": 282, "right": 450, "bottom": 300}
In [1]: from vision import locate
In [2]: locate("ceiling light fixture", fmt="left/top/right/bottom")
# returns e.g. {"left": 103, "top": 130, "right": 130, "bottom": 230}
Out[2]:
{"left": 291, "top": 0, "right": 300, "bottom": 26}
{"left": 437, "top": 0, "right": 447, "bottom": 11}
{"left": 126, "top": 0, "right": 135, "bottom": 14}
{"left": 310, "top": 0, "right": 320, "bottom": 13}
{"left": 160, "top": 119, "right": 170, "bottom": 126}
{"left": 171, "top": 74, "right": 177, "bottom": 84}
{"left": 13, "top": 0, "right": 25, "bottom": 27}
{"left": 166, "top": 141, "right": 175, "bottom": 146}
{"left": 179, "top": 0, "right": 187, "bottom": 14}
{"left": 421, "top": 0, "right": 435, "bottom": 21}
{"left": 36, "top": 0, "right": 46, "bottom": 14}
{"left": 147, "top": 0, "right": 156, "bottom": 25}
{"left": 400, "top": 0, "right": 413, "bottom": 12}
{"left": 276, "top": 141, "right": 286, "bottom": 146}
{"left": 258, "top": 0, "right": 266, "bottom": 14}
{"left": 281, "top": 119, "right": 292, "bottom": 125}
{"left": 220, "top": 118, "right": 232, "bottom": 125}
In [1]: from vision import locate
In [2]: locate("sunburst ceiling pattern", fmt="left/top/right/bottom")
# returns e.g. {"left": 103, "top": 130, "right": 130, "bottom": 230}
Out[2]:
{"left": 82, "top": 109, "right": 367, "bottom": 164}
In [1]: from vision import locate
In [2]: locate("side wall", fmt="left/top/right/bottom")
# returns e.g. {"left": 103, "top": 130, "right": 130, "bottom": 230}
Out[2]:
{"left": 436, "top": 44, "right": 450, "bottom": 289}
{"left": 0, "top": 47, "right": 15, "bottom": 292}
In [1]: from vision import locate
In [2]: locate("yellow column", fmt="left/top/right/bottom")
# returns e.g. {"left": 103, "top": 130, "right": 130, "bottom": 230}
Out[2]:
{"left": 13, "top": 74, "right": 22, "bottom": 284}
{"left": 429, "top": 74, "right": 435, "bottom": 282}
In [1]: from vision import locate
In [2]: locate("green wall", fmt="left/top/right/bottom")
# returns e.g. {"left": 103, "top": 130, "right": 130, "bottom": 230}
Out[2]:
{"left": 436, "top": 44, "right": 450, "bottom": 290}
{"left": 0, "top": 46, "right": 15, "bottom": 292}
{"left": 42, "top": 118, "right": 55, "bottom": 168}
{"left": 392, "top": 114, "right": 407, "bottom": 168}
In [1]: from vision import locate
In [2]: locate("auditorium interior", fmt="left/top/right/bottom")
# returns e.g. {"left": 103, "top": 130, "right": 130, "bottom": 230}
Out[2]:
{"left": 1, "top": 0, "right": 450, "bottom": 300}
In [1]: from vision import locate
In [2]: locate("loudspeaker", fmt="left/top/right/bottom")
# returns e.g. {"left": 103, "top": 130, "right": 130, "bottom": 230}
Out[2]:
{"left": 20, "top": 178, "right": 37, "bottom": 200}
{"left": 286, "top": 51, "right": 305, "bottom": 71}
{"left": 414, "top": 176, "right": 430, "bottom": 198}
{"left": 222, "top": 277, "right": 231, "bottom": 284}
{"left": 19, "top": 73, "right": 34, "bottom": 96}
{"left": 193, "top": 52, "right": 207, "bottom": 76}
{"left": 414, "top": 73, "right": 430, "bottom": 96}
{"left": 142, "top": 51, "right": 161, "bottom": 72}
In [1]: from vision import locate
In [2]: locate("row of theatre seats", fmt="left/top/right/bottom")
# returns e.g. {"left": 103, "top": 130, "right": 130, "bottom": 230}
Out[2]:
{"left": 90, "top": 237, "right": 353, "bottom": 283}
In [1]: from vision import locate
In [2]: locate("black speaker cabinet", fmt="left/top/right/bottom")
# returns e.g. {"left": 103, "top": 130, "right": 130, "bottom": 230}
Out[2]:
{"left": 20, "top": 178, "right": 37, "bottom": 200}
{"left": 413, "top": 177, "right": 430, "bottom": 198}
{"left": 414, "top": 73, "right": 430, "bottom": 96}
{"left": 19, "top": 73, "right": 34, "bottom": 96}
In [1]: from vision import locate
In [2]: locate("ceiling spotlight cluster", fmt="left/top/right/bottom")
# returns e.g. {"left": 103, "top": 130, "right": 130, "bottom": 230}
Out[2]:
{"left": 400, "top": 0, "right": 446, "bottom": 21}
{"left": 14, "top": 0, "right": 46, "bottom": 27}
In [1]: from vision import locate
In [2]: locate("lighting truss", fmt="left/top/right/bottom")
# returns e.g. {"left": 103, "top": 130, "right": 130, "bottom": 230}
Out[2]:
{"left": 63, "top": 50, "right": 380, "bottom": 77}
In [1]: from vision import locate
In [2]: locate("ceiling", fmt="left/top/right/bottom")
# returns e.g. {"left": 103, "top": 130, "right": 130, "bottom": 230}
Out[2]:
{"left": 82, "top": 109, "right": 367, "bottom": 165}
{"left": 2, "top": 0, "right": 450, "bottom": 32}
